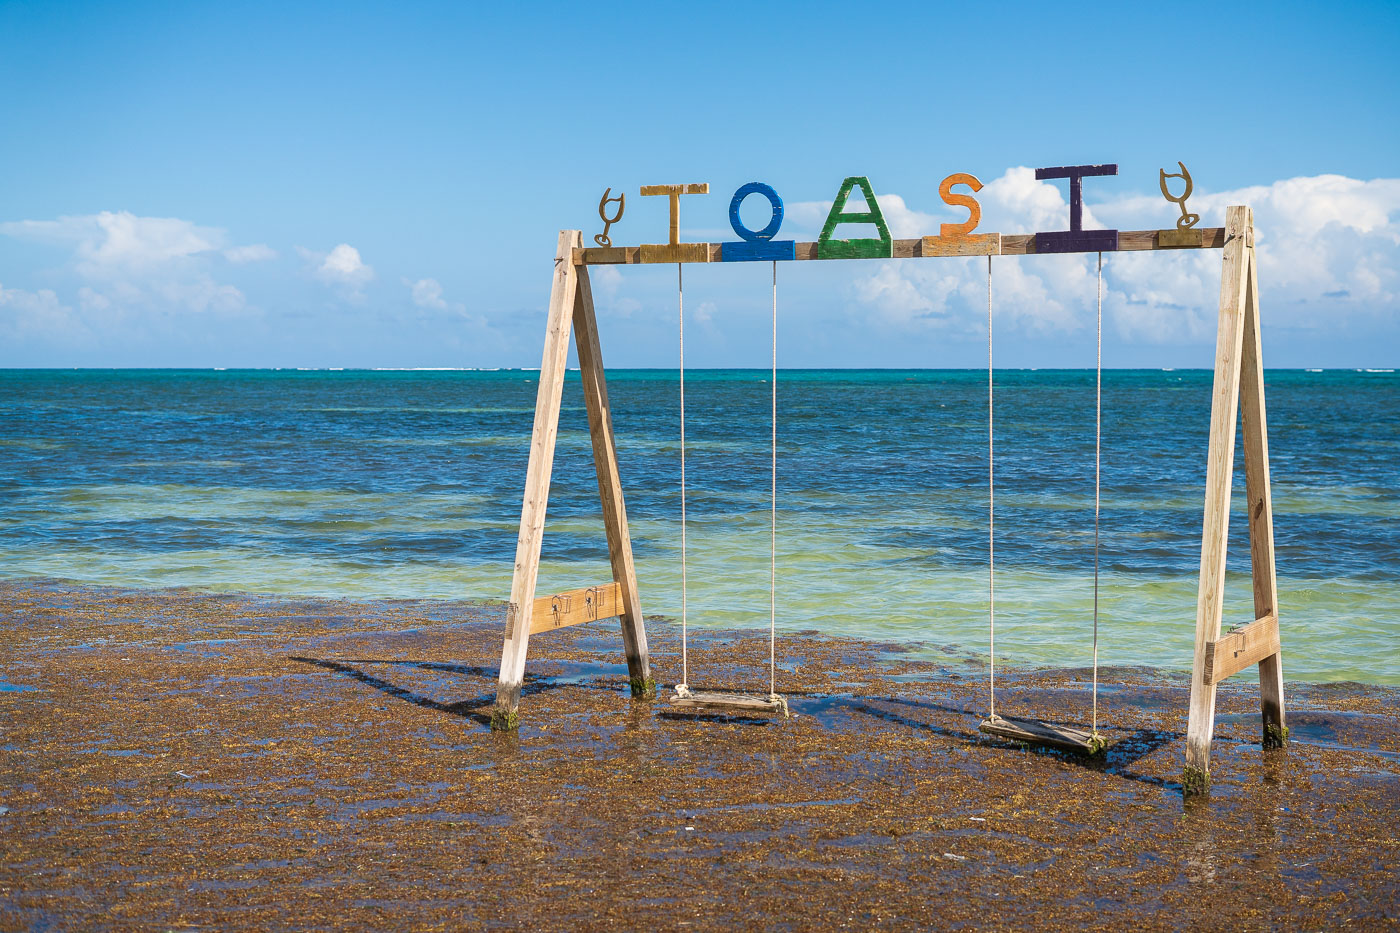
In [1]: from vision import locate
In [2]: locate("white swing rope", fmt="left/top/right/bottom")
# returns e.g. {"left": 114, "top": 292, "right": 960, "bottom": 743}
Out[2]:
{"left": 678, "top": 263, "right": 688, "bottom": 690}
{"left": 1092, "top": 252, "right": 1103, "bottom": 736}
{"left": 987, "top": 255, "right": 996, "bottom": 722}
{"left": 987, "top": 253, "right": 1105, "bottom": 735}
{"left": 676, "top": 262, "right": 781, "bottom": 700}
{"left": 769, "top": 261, "right": 778, "bottom": 700}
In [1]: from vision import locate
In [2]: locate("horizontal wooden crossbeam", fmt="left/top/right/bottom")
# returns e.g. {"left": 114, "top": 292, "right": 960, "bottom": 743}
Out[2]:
{"left": 574, "top": 227, "right": 1226, "bottom": 265}
{"left": 529, "top": 582, "right": 622, "bottom": 635}
{"left": 1203, "top": 612, "right": 1280, "bottom": 685}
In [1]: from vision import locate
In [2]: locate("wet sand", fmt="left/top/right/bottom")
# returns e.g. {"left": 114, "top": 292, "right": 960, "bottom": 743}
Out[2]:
{"left": 2, "top": 580, "right": 1397, "bottom": 930}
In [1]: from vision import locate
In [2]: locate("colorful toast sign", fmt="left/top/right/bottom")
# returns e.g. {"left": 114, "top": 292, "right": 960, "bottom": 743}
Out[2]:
{"left": 594, "top": 163, "right": 1205, "bottom": 261}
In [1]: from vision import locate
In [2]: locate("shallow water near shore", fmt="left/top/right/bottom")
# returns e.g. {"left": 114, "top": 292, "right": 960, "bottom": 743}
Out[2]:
{"left": 1, "top": 368, "right": 1396, "bottom": 683}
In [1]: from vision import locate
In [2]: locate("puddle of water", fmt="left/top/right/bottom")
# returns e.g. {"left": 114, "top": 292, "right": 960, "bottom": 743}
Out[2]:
{"left": 0, "top": 681, "right": 37, "bottom": 693}
{"left": 1220, "top": 709, "right": 1400, "bottom": 762}
{"left": 888, "top": 670, "right": 956, "bottom": 683}
{"left": 541, "top": 660, "right": 629, "bottom": 685}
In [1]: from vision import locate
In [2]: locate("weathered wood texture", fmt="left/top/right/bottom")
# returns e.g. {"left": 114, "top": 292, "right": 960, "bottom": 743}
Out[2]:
{"left": 668, "top": 690, "right": 789, "bottom": 717}
{"left": 979, "top": 715, "right": 1104, "bottom": 755}
{"left": 639, "top": 183, "right": 709, "bottom": 197}
{"left": 1158, "top": 228, "right": 1204, "bottom": 247}
{"left": 571, "top": 264, "right": 651, "bottom": 685}
{"left": 640, "top": 182, "right": 710, "bottom": 264}
{"left": 495, "top": 231, "right": 582, "bottom": 712}
{"left": 1240, "top": 242, "right": 1286, "bottom": 740}
{"left": 1185, "top": 206, "right": 1255, "bottom": 780}
{"left": 1035, "top": 230, "right": 1119, "bottom": 253}
{"left": 639, "top": 243, "right": 710, "bottom": 263}
{"left": 1203, "top": 613, "right": 1280, "bottom": 685}
{"left": 530, "top": 582, "right": 622, "bottom": 635}
{"left": 572, "top": 228, "right": 1226, "bottom": 264}
{"left": 922, "top": 233, "right": 1001, "bottom": 257}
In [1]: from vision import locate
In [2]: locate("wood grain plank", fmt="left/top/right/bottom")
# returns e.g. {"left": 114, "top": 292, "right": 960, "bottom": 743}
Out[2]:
{"left": 1203, "top": 612, "right": 1280, "bottom": 685}
{"left": 922, "top": 233, "right": 1001, "bottom": 256}
{"left": 529, "top": 582, "right": 622, "bottom": 635}
{"left": 639, "top": 183, "right": 708, "bottom": 196}
{"left": 638, "top": 243, "right": 710, "bottom": 264}
{"left": 1157, "top": 228, "right": 1205, "bottom": 247}
{"left": 1035, "top": 230, "right": 1119, "bottom": 253}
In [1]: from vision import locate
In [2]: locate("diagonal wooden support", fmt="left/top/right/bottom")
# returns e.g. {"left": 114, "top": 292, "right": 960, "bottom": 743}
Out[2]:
{"left": 492, "top": 230, "right": 651, "bottom": 729}
{"left": 1184, "top": 206, "right": 1286, "bottom": 793}
{"left": 572, "top": 261, "right": 653, "bottom": 697}
{"left": 1240, "top": 243, "right": 1287, "bottom": 747}
{"left": 493, "top": 231, "right": 581, "bottom": 725}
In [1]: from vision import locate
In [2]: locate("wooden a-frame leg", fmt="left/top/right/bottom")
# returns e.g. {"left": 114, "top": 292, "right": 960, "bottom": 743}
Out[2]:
{"left": 493, "top": 230, "right": 582, "bottom": 729}
{"left": 1184, "top": 206, "right": 1252, "bottom": 793}
{"left": 572, "top": 264, "right": 653, "bottom": 697}
{"left": 1240, "top": 241, "right": 1287, "bottom": 748}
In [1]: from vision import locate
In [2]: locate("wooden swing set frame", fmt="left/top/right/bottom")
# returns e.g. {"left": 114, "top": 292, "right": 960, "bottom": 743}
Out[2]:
{"left": 492, "top": 204, "right": 1283, "bottom": 793}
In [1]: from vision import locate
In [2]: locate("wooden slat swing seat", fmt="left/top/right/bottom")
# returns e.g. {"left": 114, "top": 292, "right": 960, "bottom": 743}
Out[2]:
{"left": 979, "top": 714, "right": 1106, "bottom": 755}
{"left": 669, "top": 684, "right": 790, "bottom": 717}
{"left": 665, "top": 261, "right": 788, "bottom": 721}
{"left": 980, "top": 253, "right": 1109, "bottom": 757}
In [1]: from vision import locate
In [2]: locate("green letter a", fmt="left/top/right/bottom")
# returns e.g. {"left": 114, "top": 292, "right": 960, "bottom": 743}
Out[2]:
{"left": 817, "top": 176, "right": 893, "bottom": 259}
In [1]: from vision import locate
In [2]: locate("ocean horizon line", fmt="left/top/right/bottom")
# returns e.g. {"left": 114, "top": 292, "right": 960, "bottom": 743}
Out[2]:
{"left": 1, "top": 366, "right": 1395, "bottom": 374}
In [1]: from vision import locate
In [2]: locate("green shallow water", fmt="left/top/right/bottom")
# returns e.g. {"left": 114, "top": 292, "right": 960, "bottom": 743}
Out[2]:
{"left": 0, "top": 368, "right": 1396, "bottom": 684}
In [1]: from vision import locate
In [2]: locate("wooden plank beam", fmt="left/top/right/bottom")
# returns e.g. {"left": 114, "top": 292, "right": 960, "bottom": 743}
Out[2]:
{"left": 572, "top": 227, "right": 1226, "bottom": 265}
{"left": 529, "top": 582, "right": 622, "bottom": 635}
{"left": 1203, "top": 612, "right": 1280, "bottom": 685}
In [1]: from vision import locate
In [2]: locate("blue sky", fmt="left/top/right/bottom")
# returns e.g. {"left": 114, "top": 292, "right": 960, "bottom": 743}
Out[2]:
{"left": 1, "top": 1, "right": 1397, "bottom": 368}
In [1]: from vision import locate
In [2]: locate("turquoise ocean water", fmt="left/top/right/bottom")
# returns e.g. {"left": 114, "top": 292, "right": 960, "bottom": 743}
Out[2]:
{"left": 1, "top": 368, "right": 1395, "bottom": 684}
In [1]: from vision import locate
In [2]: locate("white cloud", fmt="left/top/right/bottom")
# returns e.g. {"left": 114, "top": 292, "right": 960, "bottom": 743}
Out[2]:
{"left": 0, "top": 211, "right": 250, "bottom": 319}
{"left": 0, "top": 211, "right": 225, "bottom": 278}
{"left": 408, "top": 277, "right": 448, "bottom": 309}
{"left": 301, "top": 243, "right": 373, "bottom": 299}
{"left": 836, "top": 169, "right": 1400, "bottom": 344}
{"left": 0, "top": 283, "right": 89, "bottom": 343}
{"left": 77, "top": 286, "right": 110, "bottom": 313}
{"left": 224, "top": 243, "right": 277, "bottom": 264}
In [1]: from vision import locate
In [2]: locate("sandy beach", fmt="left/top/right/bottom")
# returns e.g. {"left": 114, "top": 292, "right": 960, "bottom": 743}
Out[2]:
{"left": 2, "top": 579, "right": 1397, "bottom": 929}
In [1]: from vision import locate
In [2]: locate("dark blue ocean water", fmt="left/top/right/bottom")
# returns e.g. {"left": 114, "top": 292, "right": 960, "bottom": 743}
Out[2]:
{"left": 1, "top": 368, "right": 1395, "bottom": 682}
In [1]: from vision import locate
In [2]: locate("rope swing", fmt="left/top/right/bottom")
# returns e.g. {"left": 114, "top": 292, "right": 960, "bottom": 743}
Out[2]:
{"left": 980, "top": 254, "right": 1108, "bottom": 756}
{"left": 669, "top": 262, "right": 788, "bottom": 718}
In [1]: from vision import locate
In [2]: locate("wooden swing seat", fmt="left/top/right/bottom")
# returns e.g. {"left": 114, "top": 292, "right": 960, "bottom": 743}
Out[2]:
{"left": 979, "top": 714, "right": 1106, "bottom": 755}
{"left": 668, "top": 687, "right": 789, "bottom": 718}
